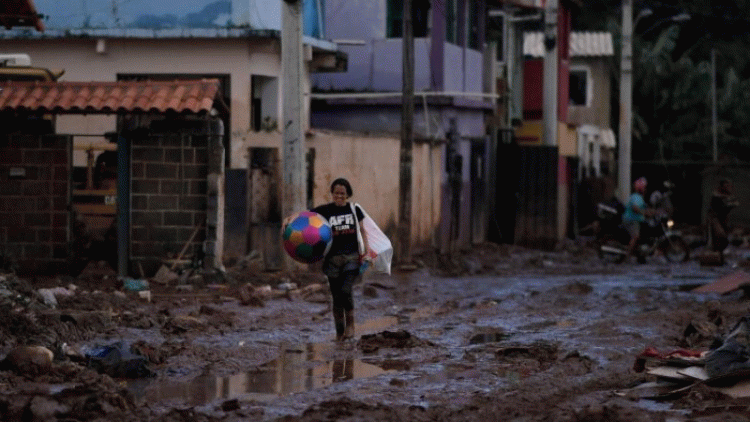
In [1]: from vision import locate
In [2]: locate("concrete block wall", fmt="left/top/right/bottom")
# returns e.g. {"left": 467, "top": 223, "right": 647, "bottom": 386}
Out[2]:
{"left": 0, "top": 134, "right": 70, "bottom": 274}
{"left": 130, "top": 133, "right": 208, "bottom": 274}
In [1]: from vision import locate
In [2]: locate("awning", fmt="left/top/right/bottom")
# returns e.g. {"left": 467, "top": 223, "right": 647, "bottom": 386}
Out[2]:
{"left": 0, "top": 79, "right": 227, "bottom": 115}
{"left": 0, "top": 0, "right": 44, "bottom": 31}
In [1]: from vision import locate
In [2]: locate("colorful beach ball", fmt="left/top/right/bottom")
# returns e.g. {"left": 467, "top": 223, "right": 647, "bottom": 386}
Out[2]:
{"left": 282, "top": 211, "right": 333, "bottom": 263}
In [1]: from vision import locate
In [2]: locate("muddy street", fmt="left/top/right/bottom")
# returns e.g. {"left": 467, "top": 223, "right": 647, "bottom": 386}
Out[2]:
{"left": 3, "top": 244, "right": 750, "bottom": 421}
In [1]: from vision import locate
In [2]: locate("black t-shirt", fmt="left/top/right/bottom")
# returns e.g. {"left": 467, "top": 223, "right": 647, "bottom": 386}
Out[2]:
{"left": 312, "top": 202, "right": 365, "bottom": 256}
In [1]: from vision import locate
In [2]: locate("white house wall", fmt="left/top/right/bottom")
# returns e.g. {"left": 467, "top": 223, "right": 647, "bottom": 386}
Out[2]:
{"left": 1, "top": 36, "right": 313, "bottom": 169}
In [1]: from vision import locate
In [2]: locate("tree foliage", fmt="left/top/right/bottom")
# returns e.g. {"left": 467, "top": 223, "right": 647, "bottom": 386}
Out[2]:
{"left": 572, "top": 0, "right": 750, "bottom": 162}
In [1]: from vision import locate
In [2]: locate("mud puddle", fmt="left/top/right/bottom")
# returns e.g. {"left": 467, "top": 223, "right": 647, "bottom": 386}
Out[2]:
{"left": 129, "top": 341, "right": 396, "bottom": 407}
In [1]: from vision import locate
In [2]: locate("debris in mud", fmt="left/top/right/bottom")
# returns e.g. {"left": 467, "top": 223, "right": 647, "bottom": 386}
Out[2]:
{"left": 85, "top": 341, "right": 154, "bottom": 378}
{"left": 357, "top": 330, "right": 435, "bottom": 353}
{"left": 0, "top": 361, "right": 140, "bottom": 421}
{"left": 629, "top": 315, "right": 750, "bottom": 402}
{"left": 163, "top": 315, "right": 206, "bottom": 334}
{"left": 238, "top": 283, "right": 265, "bottom": 306}
{"left": 1, "top": 345, "right": 54, "bottom": 375}
{"left": 693, "top": 270, "right": 750, "bottom": 294}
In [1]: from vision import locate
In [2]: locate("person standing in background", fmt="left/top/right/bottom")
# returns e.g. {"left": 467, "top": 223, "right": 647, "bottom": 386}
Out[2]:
{"left": 708, "top": 178, "right": 739, "bottom": 263}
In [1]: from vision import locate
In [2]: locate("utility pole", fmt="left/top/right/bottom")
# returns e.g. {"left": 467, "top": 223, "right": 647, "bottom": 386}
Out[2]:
{"left": 398, "top": 0, "right": 414, "bottom": 265}
{"left": 281, "top": 0, "right": 305, "bottom": 267}
{"left": 542, "top": 0, "right": 558, "bottom": 147}
{"left": 711, "top": 48, "right": 718, "bottom": 162}
{"left": 618, "top": 0, "right": 633, "bottom": 203}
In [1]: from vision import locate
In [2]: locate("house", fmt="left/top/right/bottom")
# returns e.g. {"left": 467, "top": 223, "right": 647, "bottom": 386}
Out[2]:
{"left": 520, "top": 31, "right": 616, "bottom": 177}
{"left": 520, "top": 31, "right": 616, "bottom": 231}
{"left": 0, "top": 79, "right": 228, "bottom": 276}
{"left": 311, "top": 0, "right": 499, "bottom": 253}
{"left": 0, "top": 0, "right": 446, "bottom": 275}
{"left": 0, "top": 0, "right": 348, "bottom": 274}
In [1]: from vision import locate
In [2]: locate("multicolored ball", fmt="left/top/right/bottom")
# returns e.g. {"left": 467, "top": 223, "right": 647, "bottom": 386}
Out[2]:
{"left": 282, "top": 211, "right": 333, "bottom": 264}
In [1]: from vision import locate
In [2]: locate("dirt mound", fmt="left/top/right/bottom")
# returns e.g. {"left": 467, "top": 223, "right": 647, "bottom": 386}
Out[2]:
{"left": 357, "top": 330, "right": 435, "bottom": 353}
{"left": 0, "top": 362, "right": 140, "bottom": 421}
{"left": 285, "top": 397, "right": 401, "bottom": 422}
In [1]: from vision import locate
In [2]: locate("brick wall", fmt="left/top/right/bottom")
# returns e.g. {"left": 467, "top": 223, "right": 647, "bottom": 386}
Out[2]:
{"left": 130, "top": 133, "right": 208, "bottom": 274}
{"left": 0, "top": 134, "right": 70, "bottom": 274}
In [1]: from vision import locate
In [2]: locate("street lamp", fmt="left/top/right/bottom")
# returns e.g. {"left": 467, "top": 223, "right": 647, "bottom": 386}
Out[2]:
{"left": 640, "top": 12, "right": 691, "bottom": 37}
{"left": 618, "top": 4, "right": 690, "bottom": 203}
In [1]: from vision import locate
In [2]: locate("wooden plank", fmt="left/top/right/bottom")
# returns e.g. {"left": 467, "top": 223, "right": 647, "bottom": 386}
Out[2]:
{"left": 72, "top": 204, "right": 116, "bottom": 215}
{"left": 74, "top": 143, "right": 117, "bottom": 151}
{"left": 647, "top": 366, "right": 693, "bottom": 381}
{"left": 693, "top": 270, "right": 750, "bottom": 294}
{"left": 716, "top": 380, "right": 750, "bottom": 398}
{"left": 676, "top": 366, "right": 709, "bottom": 381}
{"left": 73, "top": 189, "right": 117, "bottom": 196}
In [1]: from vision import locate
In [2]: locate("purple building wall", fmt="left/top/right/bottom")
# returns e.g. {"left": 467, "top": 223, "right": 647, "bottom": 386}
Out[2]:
{"left": 312, "top": 0, "right": 493, "bottom": 250}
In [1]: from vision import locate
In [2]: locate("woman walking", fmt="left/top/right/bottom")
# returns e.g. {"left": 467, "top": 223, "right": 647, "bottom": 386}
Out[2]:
{"left": 286, "top": 178, "right": 370, "bottom": 341}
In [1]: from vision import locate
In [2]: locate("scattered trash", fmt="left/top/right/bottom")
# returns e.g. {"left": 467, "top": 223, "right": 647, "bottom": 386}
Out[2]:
{"left": 163, "top": 315, "right": 206, "bottom": 334}
{"left": 152, "top": 265, "right": 179, "bottom": 285}
{"left": 630, "top": 315, "right": 750, "bottom": 399}
{"left": 37, "top": 287, "right": 74, "bottom": 308}
{"left": 278, "top": 282, "right": 297, "bottom": 291}
{"left": 37, "top": 289, "right": 58, "bottom": 308}
{"left": 238, "top": 283, "right": 264, "bottom": 307}
{"left": 85, "top": 341, "right": 153, "bottom": 378}
{"left": 121, "top": 277, "right": 150, "bottom": 292}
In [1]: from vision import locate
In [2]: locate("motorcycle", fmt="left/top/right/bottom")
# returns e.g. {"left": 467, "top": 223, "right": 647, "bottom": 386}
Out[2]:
{"left": 594, "top": 200, "right": 689, "bottom": 264}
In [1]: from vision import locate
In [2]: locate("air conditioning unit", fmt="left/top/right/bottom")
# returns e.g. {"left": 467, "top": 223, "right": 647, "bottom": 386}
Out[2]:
{"left": 0, "top": 54, "right": 32, "bottom": 67}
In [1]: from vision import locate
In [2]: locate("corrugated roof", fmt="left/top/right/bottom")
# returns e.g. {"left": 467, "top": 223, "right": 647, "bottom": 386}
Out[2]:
{"left": 0, "top": 79, "right": 224, "bottom": 115}
{"left": 524, "top": 32, "right": 614, "bottom": 58}
{"left": 0, "top": 0, "right": 44, "bottom": 31}
{"left": 0, "top": 27, "right": 339, "bottom": 52}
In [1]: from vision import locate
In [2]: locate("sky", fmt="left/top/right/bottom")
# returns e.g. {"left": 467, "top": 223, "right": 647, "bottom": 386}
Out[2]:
{"left": 33, "top": 0, "right": 225, "bottom": 29}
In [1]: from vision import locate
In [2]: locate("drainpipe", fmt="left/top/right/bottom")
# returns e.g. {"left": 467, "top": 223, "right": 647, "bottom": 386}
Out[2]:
{"left": 542, "top": 0, "right": 558, "bottom": 147}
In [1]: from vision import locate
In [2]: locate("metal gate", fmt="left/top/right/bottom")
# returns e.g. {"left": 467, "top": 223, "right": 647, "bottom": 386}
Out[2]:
{"left": 495, "top": 144, "right": 558, "bottom": 249}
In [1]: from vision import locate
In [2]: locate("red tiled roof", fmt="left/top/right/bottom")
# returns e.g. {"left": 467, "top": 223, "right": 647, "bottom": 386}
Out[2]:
{"left": 0, "top": 0, "right": 44, "bottom": 31}
{"left": 0, "top": 79, "right": 225, "bottom": 115}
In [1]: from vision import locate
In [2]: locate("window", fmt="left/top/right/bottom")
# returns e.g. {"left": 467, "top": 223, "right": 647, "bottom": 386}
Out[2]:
{"left": 387, "top": 0, "right": 430, "bottom": 38}
{"left": 446, "top": 0, "right": 457, "bottom": 43}
{"left": 251, "top": 75, "right": 279, "bottom": 132}
{"left": 569, "top": 67, "right": 591, "bottom": 106}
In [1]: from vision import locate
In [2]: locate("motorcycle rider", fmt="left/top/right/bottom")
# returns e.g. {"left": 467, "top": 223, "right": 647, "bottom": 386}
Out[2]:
{"left": 648, "top": 181, "right": 674, "bottom": 228}
{"left": 622, "top": 177, "right": 653, "bottom": 263}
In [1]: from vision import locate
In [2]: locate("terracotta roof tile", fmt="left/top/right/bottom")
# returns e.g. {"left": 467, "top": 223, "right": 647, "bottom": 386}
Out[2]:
{"left": 0, "top": 79, "right": 222, "bottom": 115}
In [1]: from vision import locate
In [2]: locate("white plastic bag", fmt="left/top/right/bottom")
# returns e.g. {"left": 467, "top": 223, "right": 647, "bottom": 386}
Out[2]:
{"left": 355, "top": 203, "right": 393, "bottom": 275}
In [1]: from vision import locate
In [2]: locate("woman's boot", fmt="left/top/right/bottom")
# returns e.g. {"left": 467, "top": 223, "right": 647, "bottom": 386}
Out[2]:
{"left": 333, "top": 308, "right": 346, "bottom": 341}
{"left": 343, "top": 309, "right": 355, "bottom": 339}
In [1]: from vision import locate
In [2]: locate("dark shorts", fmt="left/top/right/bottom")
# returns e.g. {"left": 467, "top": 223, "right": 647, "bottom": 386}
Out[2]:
{"left": 323, "top": 253, "right": 360, "bottom": 311}
{"left": 624, "top": 220, "right": 641, "bottom": 237}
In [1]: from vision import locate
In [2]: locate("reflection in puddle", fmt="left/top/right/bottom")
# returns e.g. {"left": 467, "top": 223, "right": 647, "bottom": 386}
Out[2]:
{"left": 469, "top": 332, "right": 508, "bottom": 344}
{"left": 133, "top": 342, "right": 394, "bottom": 406}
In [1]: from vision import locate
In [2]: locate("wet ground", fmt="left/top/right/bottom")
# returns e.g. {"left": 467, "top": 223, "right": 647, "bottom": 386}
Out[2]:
{"left": 3, "top": 241, "right": 750, "bottom": 421}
